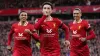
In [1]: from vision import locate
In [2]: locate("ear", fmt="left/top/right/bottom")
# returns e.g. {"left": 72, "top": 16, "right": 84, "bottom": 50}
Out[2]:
{"left": 80, "top": 13, "right": 82, "bottom": 17}
{"left": 19, "top": 15, "right": 20, "bottom": 20}
{"left": 26, "top": 16, "right": 28, "bottom": 19}
{"left": 80, "top": 12, "right": 82, "bottom": 17}
{"left": 51, "top": 9, "right": 53, "bottom": 13}
{"left": 42, "top": 9, "right": 44, "bottom": 13}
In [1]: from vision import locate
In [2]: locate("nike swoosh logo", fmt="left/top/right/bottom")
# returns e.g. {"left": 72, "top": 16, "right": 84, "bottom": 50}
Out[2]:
{"left": 93, "top": 7, "right": 100, "bottom": 11}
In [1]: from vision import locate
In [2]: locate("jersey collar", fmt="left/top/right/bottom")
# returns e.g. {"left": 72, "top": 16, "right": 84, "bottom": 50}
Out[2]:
{"left": 18, "top": 21, "right": 28, "bottom": 26}
{"left": 73, "top": 19, "right": 82, "bottom": 24}
{"left": 44, "top": 16, "right": 53, "bottom": 22}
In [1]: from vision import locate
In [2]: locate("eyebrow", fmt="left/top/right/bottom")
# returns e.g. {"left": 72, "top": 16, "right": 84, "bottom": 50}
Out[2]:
{"left": 74, "top": 13, "right": 79, "bottom": 14}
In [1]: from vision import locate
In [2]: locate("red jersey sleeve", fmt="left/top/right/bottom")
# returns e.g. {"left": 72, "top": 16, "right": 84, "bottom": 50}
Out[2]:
{"left": 7, "top": 24, "right": 14, "bottom": 46}
{"left": 84, "top": 20, "right": 91, "bottom": 29}
{"left": 57, "top": 18, "right": 69, "bottom": 40}
{"left": 34, "top": 15, "right": 46, "bottom": 30}
{"left": 30, "top": 25, "right": 40, "bottom": 41}
{"left": 61, "top": 23, "right": 69, "bottom": 40}
{"left": 84, "top": 20, "right": 96, "bottom": 40}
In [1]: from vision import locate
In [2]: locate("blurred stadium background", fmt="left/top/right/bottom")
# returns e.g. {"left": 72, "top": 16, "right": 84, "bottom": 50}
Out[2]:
{"left": 0, "top": 0, "right": 100, "bottom": 56}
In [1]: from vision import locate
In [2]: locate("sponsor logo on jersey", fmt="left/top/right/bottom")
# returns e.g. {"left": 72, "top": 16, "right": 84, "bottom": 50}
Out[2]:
{"left": 18, "top": 33, "right": 23, "bottom": 37}
{"left": 15, "top": 33, "right": 27, "bottom": 40}
{"left": 73, "top": 30, "right": 77, "bottom": 34}
{"left": 43, "top": 34, "right": 55, "bottom": 37}
{"left": 46, "top": 29, "right": 52, "bottom": 33}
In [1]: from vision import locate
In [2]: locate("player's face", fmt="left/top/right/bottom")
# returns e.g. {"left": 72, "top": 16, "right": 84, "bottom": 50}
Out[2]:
{"left": 73, "top": 10, "right": 81, "bottom": 20}
{"left": 42, "top": 4, "right": 52, "bottom": 16}
{"left": 19, "top": 12, "right": 28, "bottom": 22}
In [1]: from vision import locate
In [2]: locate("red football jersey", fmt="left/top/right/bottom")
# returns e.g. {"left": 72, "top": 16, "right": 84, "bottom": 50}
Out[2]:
{"left": 7, "top": 22, "right": 36, "bottom": 54}
{"left": 69, "top": 19, "right": 95, "bottom": 49}
{"left": 36, "top": 18, "right": 69, "bottom": 54}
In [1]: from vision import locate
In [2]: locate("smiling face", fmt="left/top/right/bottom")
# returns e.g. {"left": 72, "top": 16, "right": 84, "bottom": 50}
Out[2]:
{"left": 19, "top": 12, "right": 28, "bottom": 22}
{"left": 73, "top": 9, "right": 82, "bottom": 20}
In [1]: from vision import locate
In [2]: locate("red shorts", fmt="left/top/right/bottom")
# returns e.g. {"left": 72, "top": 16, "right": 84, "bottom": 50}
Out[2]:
{"left": 70, "top": 50, "right": 89, "bottom": 56}
{"left": 13, "top": 50, "right": 32, "bottom": 56}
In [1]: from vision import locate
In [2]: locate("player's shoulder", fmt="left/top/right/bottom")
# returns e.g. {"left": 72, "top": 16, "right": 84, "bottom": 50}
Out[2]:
{"left": 27, "top": 22, "right": 34, "bottom": 26}
{"left": 24, "top": 22, "right": 34, "bottom": 29}
{"left": 53, "top": 17, "right": 62, "bottom": 22}
{"left": 82, "top": 19, "right": 89, "bottom": 23}
{"left": 69, "top": 21, "right": 73, "bottom": 26}
{"left": 53, "top": 18, "right": 63, "bottom": 24}
{"left": 53, "top": 17, "right": 59, "bottom": 20}
{"left": 12, "top": 22, "right": 18, "bottom": 26}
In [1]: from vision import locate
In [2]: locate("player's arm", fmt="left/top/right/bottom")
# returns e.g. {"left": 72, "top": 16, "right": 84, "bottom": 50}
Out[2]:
{"left": 34, "top": 15, "right": 46, "bottom": 30}
{"left": 58, "top": 20, "right": 70, "bottom": 47}
{"left": 31, "top": 30, "right": 40, "bottom": 41}
{"left": 85, "top": 23, "right": 96, "bottom": 40}
{"left": 79, "top": 20, "right": 96, "bottom": 41}
{"left": 7, "top": 25, "right": 14, "bottom": 51}
{"left": 25, "top": 25, "right": 40, "bottom": 41}
{"left": 60, "top": 23, "right": 69, "bottom": 40}
{"left": 61, "top": 23, "right": 70, "bottom": 47}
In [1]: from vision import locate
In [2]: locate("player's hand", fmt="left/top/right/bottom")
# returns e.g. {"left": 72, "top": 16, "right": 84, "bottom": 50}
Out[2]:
{"left": 7, "top": 46, "right": 12, "bottom": 51}
{"left": 43, "top": 11, "right": 49, "bottom": 16}
{"left": 64, "top": 40, "right": 70, "bottom": 49}
{"left": 79, "top": 38, "right": 87, "bottom": 42}
{"left": 24, "top": 29, "right": 32, "bottom": 34}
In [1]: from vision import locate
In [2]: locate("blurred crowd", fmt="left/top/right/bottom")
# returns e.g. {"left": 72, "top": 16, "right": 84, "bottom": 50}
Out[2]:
{"left": 0, "top": 20, "right": 100, "bottom": 56}
{"left": 0, "top": 0, "right": 100, "bottom": 9}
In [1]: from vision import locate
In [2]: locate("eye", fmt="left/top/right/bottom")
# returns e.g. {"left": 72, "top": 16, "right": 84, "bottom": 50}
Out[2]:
{"left": 74, "top": 13, "right": 79, "bottom": 14}
{"left": 21, "top": 14, "right": 27, "bottom": 16}
{"left": 43, "top": 7, "right": 46, "bottom": 9}
{"left": 24, "top": 15, "right": 27, "bottom": 16}
{"left": 47, "top": 7, "right": 50, "bottom": 9}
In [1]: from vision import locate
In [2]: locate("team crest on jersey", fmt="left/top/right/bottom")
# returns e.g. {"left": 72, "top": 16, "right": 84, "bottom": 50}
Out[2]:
{"left": 53, "top": 23, "right": 56, "bottom": 28}
{"left": 78, "top": 25, "right": 81, "bottom": 30}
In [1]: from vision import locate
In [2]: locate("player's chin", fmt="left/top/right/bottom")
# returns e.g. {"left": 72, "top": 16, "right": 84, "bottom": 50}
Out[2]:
{"left": 74, "top": 17, "right": 79, "bottom": 19}
{"left": 22, "top": 20, "right": 27, "bottom": 22}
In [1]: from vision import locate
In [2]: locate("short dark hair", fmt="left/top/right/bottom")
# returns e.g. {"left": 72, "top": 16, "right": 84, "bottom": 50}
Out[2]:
{"left": 41, "top": 2, "right": 54, "bottom": 9}
{"left": 19, "top": 11, "right": 28, "bottom": 16}
{"left": 74, "top": 8, "right": 81, "bottom": 13}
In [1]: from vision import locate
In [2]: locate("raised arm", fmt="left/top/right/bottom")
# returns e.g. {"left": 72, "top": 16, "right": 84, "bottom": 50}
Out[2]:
{"left": 34, "top": 15, "right": 46, "bottom": 30}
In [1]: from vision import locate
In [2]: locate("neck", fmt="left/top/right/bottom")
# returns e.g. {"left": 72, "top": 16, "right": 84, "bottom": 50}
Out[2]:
{"left": 46, "top": 16, "right": 52, "bottom": 21}
{"left": 75, "top": 18, "right": 81, "bottom": 23}
{"left": 20, "top": 21, "right": 27, "bottom": 26}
